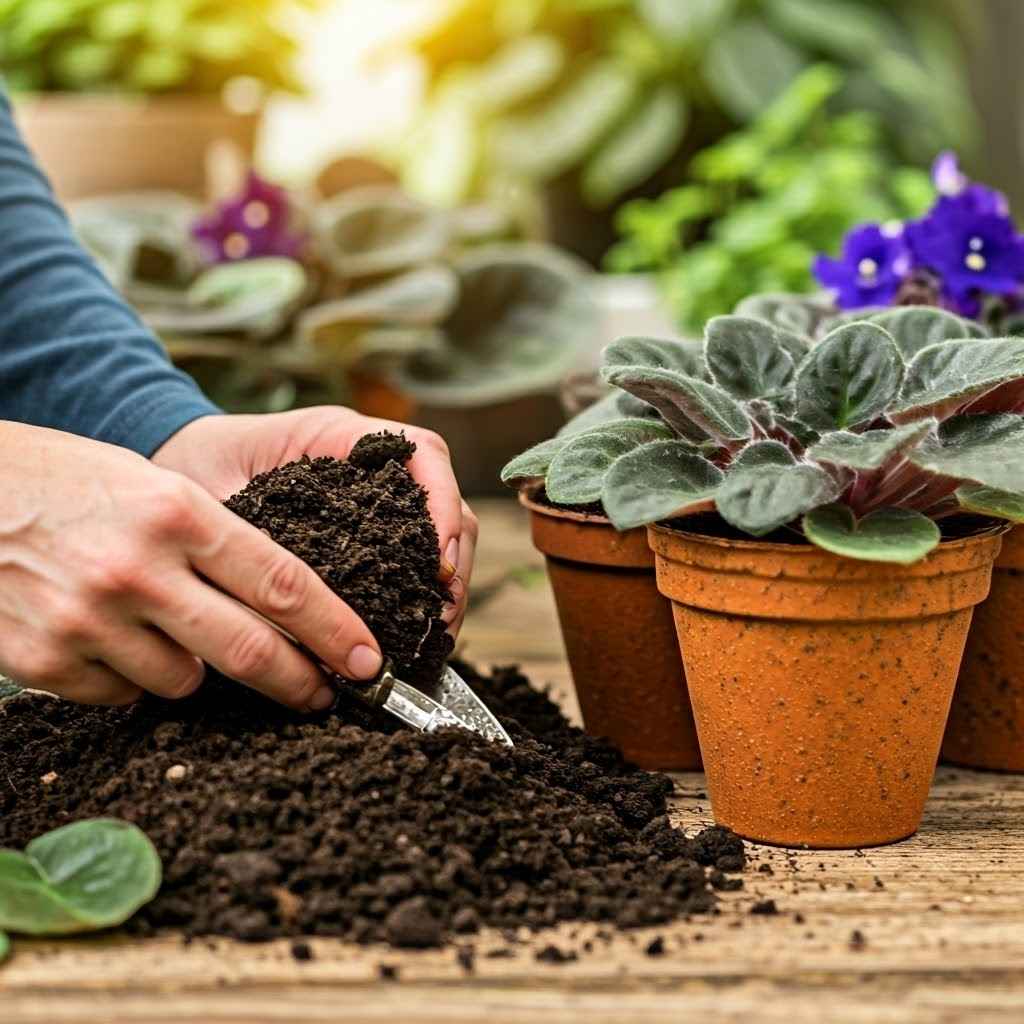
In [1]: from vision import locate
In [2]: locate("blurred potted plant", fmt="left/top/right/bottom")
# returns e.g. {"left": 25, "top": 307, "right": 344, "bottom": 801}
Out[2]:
{"left": 1, "top": 0, "right": 316, "bottom": 199}
{"left": 385, "top": 0, "right": 974, "bottom": 262}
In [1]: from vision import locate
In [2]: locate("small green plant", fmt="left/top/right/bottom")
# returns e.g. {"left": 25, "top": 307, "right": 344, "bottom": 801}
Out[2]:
{"left": 0, "top": 819, "right": 161, "bottom": 948}
{"left": 504, "top": 306, "right": 1024, "bottom": 564}
{"left": 0, "top": 0, "right": 318, "bottom": 94}
{"left": 606, "top": 66, "right": 934, "bottom": 332}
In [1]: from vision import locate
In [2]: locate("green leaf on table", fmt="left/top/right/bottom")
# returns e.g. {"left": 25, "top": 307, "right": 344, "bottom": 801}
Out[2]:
{"left": 704, "top": 315, "right": 802, "bottom": 400}
{"left": 0, "top": 820, "right": 161, "bottom": 936}
{"left": 603, "top": 365, "right": 752, "bottom": 445}
{"left": 795, "top": 322, "right": 904, "bottom": 430}
{"left": 891, "top": 338, "right": 1024, "bottom": 422}
{"left": 602, "top": 440, "right": 723, "bottom": 531}
{"left": 910, "top": 414, "right": 1024, "bottom": 494}
{"left": 808, "top": 420, "right": 936, "bottom": 472}
{"left": 582, "top": 85, "right": 688, "bottom": 207}
{"left": 603, "top": 335, "right": 704, "bottom": 377}
{"left": 545, "top": 420, "right": 673, "bottom": 505}
{"left": 717, "top": 460, "right": 839, "bottom": 536}
{"left": 803, "top": 506, "right": 940, "bottom": 564}
{"left": 956, "top": 484, "right": 1024, "bottom": 522}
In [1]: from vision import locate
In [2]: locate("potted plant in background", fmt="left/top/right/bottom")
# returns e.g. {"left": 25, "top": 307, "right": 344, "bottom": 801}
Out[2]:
{"left": 506, "top": 303, "right": 1024, "bottom": 847}
{"left": 0, "top": 0, "right": 316, "bottom": 200}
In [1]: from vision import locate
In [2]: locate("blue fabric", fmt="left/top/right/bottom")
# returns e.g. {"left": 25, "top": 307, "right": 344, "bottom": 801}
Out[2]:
{"left": 0, "top": 92, "right": 220, "bottom": 456}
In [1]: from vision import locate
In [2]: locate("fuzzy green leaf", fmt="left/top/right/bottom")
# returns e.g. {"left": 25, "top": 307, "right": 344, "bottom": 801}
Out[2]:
{"left": 956, "top": 484, "right": 1024, "bottom": 523}
{"left": 602, "top": 440, "right": 723, "bottom": 531}
{"left": 603, "top": 335, "right": 704, "bottom": 377}
{"left": 731, "top": 440, "right": 797, "bottom": 469}
{"left": 546, "top": 420, "right": 673, "bottom": 505}
{"left": 500, "top": 436, "right": 570, "bottom": 485}
{"left": 911, "top": 414, "right": 1024, "bottom": 494}
{"left": 892, "top": 337, "right": 1024, "bottom": 422}
{"left": 795, "top": 322, "right": 904, "bottom": 430}
{"left": 704, "top": 315, "right": 801, "bottom": 400}
{"left": 803, "top": 505, "right": 941, "bottom": 564}
{"left": 855, "top": 306, "right": 987, "bottom": 359}
{"left": 717, "top": 461, "right": 839, "bottom": 536}
{"left": 808, "top": 420, "right": 936, "bottom": 472}
{"left": 603, "top": 365, "right": 752, "bottom": 445}
{"left": 732, "top": 291, "right": 834, "bottom": 340}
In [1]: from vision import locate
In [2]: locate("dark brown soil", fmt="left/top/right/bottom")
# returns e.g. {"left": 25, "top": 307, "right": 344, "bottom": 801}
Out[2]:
{"left": 0, "top": 664, "right": 740, "bottom": 947}
{"left": 0, "top": 432, "right": 744, "bottom": 948}
{"left": 223, "top": 432, "right": 452, "bottom": 686}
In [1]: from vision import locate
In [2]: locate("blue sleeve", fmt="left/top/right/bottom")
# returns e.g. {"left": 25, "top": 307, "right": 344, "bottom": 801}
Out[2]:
{"left": 0, "top": 92, "right": 220, "bottom": 456}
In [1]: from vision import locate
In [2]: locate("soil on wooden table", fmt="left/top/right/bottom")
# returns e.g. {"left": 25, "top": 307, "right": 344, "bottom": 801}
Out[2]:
{"left": 0, "top": 432, "right": 745, "bottom": 949}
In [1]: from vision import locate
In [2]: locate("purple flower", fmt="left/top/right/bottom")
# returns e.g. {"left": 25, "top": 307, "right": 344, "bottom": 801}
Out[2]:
{"left": 905, "top": 193, "right": 1024, "bottom": 318}
{"left": 192, "top": 172, "right": 307, "bottom": 264}
{"left": 812, "top": 223, "right": 911, "bottom": 310}
{"left": 930, "top": 150, "right": 1008, "bottom": 218}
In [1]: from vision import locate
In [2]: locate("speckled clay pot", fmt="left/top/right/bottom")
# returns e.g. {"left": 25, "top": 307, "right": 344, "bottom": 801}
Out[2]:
{"left": 943, "top": 526, "right": 1024, "bottom": 771}
{"left": 648, "top": 523, "right": 1003, "bottom": 849}
{"left": 520, "top": 489, "right": 700, "bottom": 770}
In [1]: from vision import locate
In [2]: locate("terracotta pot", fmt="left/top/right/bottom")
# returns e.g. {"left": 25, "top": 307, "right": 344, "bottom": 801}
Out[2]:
{"left": 943, "top": 526, "right": 1024, "bottom": 770}
{"left": 521, "top": 490, "right": 700, "bottom": 770}
{"left": 14, "top": 94, "right": 260, "bottom": 201}
{"left": 649, "top": 523, "right": 1003, "bottom": 848}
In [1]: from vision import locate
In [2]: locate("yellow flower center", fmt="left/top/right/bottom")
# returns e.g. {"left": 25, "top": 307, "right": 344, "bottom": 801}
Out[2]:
{"left": 223, "top": 232, "right": 250, "bottom": 259}
{"left": 965, "top": 252, "right": 987, "bottom": 272}
{"left": 857, "top": 257, "right": 878, "bottom": 279}
{"left": 242, "top": 200, "right": 271, "bottom": 229}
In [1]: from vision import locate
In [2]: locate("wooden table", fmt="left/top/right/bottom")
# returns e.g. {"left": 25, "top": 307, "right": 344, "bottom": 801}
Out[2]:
{"left": 4, "top": 499, "right": 1024, "bottom": 1023}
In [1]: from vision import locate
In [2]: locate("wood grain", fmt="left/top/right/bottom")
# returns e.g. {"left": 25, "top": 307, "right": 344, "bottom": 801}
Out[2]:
{"left": 3, "top": 499, "right": 1023, "bottom": 1023}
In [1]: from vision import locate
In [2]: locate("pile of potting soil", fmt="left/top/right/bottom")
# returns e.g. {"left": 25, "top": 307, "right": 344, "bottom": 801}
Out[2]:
{"left": 0, "top": 433, "right": 745, "bottom": 947}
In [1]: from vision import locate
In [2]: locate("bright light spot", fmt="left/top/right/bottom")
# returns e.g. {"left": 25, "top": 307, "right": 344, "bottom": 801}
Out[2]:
{"left": 857, "top": 258, "right": 879, "bottom": 279}
{"left": 243, "top": 201, "right": 271, "bottom": 228}
{"left": 965, "top": 252, "right": 987, "bottom": 272}
{"left": 224, "top": 232, "right": 251, "bottom": 259}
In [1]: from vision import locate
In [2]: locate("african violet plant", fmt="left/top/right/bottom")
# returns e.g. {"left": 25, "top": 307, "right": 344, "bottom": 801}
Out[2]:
{"left": 503, "top": 305, "right": 1024, "bottom": 564}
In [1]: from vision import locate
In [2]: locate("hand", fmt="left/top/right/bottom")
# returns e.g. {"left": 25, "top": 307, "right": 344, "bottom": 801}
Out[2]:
{"left": 0, "top": 422, "right": 385, "bottom": 708}
{"left": 152, "top": 407, "right": 478, "bottom": 635}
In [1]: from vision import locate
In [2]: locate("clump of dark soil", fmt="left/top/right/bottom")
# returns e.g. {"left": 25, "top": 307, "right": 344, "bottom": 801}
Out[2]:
{"left": 0, "top": 432, "right": 745, "bottom": 948}
{"left": 223, "top": 431, "right": 452, "bottom": 686}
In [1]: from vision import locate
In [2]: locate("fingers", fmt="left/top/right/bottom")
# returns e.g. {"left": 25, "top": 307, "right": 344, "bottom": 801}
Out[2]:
{"left": 56, "top": 663, "right": 144, "bottom": 706}
{"left": 148, "top": 574, "right": 335, "bottom": 712}
{"left": 184, "top": 496, "right": 383, "bottom": 682}
{"left": 95, "top": 627, "right": 205, "bottom": 701}
{"left": 443, "top": 501, "right": 479, "bottom": 637}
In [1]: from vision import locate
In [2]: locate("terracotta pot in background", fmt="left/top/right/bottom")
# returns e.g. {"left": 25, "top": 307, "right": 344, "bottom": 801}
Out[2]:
{"left": 943, "top": 526, "right": 1024, "bottom": 770}
{"left": 521, "top": 490, "right": 700, "bottom": 771}
{"left": 14, "top": 94, "right": 260, "bottom": 201}
{"left": 649, "top": 523, "right": 1003, "bottom": 848}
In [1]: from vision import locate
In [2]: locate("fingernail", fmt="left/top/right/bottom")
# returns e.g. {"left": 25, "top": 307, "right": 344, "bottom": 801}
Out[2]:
{"left": 347, "top": 644, "right": 383, "bottom": 680}
{"left": 439, "top": 557, "right": 457, "bottom": 581}
{"left": 444, "top": 537, "right": 459, "bottom": 572}
{"left": 308, "top": 686, "right": 335, "bottom": 712}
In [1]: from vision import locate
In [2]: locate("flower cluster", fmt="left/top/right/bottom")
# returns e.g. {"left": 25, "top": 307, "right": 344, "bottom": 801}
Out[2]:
{"left": 813, "top": 153, "right": 1024, "bottom": 319}
{"left": 192, "top": 172, "right": 307, "bottom": 265}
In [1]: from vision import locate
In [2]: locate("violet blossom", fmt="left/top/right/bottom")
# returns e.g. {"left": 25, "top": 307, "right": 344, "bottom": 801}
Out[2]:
{"left": 811, "top": 223, "right": 911, "bottom": 309}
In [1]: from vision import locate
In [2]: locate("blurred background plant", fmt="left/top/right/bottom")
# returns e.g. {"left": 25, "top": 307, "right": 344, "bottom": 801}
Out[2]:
{"left": 0, "top": 0, "right": 318, "bottom": 94}
{"left": 606, "top": 65, "right": 935, "bottom": 332}
{"left": 384, "top": 0, "right": 976, "bottom": 261}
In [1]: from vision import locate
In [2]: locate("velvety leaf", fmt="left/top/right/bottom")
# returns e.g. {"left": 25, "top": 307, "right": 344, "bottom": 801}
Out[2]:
{"left": 500, "top": 436, "right": 569, "bottom": 485}
{"left": 731, "top": 440, "right": 797, "bottom": 469}
{"left": 603, "top": 365, "right": 752, "bottom": 445}
{"left": 717, "top": 461, "right": 839, "bottom": 536}
{"left": 808, "top": 420, "right": 936, "bottom": 472}
{"left": 603, "top": 335, "right": 704, "bottom": 376}
{"left": 0, "top": 850, "right": 83, "bottom": 935}
{"left": 956, "top": 484, "right": 1024, "bottom": 523}
{"left": 602, "top": 440, "right": 723, "bottom": 531}
{"left": 582, "top": 85, "right": 688, "bottom": 207}
{"left": 892, "top": 338, "right": 1024, "bottom": 423}
{"left": 732, "top": 291, "right": 834, "bottom": 341}
{"left": 0, "top": 677, "right": 21, "bottom": 701}
{"left": 858, "top": 306, "right": 988, "bottom": 359}
{"left": 546, "top": 420, "right": 674, "bottom": 505}
{"left": 803, "top": 505, "right": 941, "bottom": 564}
{"left": 25, "top": 820, "right": 161, "bottom": 932}
{"left": 795, "top": 322, "right": 904, "bottom": 429}
{"left": 316, "top": 187, "right": 451, "bottom": 278}
{"left": 703, "top": 315, "right": 800, "bottom": 399}
{"left": 910, "top": 413, "right": 1024, "bottom": 494}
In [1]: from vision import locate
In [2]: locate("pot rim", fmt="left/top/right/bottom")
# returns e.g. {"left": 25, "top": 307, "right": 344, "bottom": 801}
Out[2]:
{"left": 518, "top": 483, "right": 610, "bottom": 527}
{"left": 649, "top": 516, "right": 1009, "bottom": 558}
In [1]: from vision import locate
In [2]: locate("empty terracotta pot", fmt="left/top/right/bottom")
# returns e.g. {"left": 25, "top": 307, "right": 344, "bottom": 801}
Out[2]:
{"left": 520, "top": 489, "right": 699, "bottom": 770}
{"left": 648, "top": 522, "right": 1003, "bottom": 848}
{"left": 943, "top": 526, "right": 1024, "bottom": 770}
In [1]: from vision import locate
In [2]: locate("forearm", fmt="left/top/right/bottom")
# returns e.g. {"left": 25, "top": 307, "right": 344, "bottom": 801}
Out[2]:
{"left": 0, "top": 93, "right": 219, "bottom": 455}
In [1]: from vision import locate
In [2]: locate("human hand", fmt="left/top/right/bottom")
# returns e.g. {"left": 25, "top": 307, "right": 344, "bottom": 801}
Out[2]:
{"left": 152, "top": 407, "right": 478, "bottom": 636}
{"left": 0, "top": 421, "right": 384, "bottom": 708}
